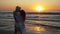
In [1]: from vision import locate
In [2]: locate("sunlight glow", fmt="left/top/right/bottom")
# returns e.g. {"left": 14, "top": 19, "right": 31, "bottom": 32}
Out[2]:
{"left": 36, "top": 7, "right": 43, "bottom": 10}
{"left": 35, "top": 6, "right": 45, "bottom": 12}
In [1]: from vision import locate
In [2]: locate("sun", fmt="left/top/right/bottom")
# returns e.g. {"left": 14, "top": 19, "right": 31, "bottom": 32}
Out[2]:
{"left": 36, "top": 6, "right": 44, "bottom": 11}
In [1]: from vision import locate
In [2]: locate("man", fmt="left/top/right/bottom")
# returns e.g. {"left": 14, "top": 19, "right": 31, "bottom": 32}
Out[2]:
{"left": 13, "top": 6, "right": 26, "bottom": 34}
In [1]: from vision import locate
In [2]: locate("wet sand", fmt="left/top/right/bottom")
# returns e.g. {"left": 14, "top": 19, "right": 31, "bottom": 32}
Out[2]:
{"left": 26, "top": 24, "right": 60, "bottom": 34}
{"left": 0, "top": 24, "right": 60, "bottom": 34}
{"left": 0, "top": 29, "right": 14, "bottom": 34}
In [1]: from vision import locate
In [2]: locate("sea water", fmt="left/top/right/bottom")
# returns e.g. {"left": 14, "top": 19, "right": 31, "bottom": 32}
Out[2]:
{"left": 0, "top": 11, "right": 60, "bottom": 34}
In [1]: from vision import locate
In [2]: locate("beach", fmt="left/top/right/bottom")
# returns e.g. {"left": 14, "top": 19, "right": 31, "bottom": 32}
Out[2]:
{"left": 0, "top": 11, "right": 60, "bottom": 34}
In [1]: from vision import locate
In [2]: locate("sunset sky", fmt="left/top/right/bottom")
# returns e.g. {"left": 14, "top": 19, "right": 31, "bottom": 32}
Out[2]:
{"left": 0, "top": 0, "right": 60, "bottom": 11}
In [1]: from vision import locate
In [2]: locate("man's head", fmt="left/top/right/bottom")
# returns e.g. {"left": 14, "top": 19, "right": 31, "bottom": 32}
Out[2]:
{"left": 16, "top": 6, "right": 21, "bottom": 11}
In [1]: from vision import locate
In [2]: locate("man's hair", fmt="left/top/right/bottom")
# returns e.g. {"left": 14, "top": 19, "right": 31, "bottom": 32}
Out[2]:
{"left": 15, "top": 6, "right": 21, "bottom": 11}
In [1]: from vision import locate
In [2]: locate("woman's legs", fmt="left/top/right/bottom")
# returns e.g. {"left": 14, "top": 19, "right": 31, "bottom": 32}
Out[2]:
{"left": 15, "top": 27, "right": 22, "bottom": 34}
{"left": 19, "top": 23, "right": 26, "bottom": 34}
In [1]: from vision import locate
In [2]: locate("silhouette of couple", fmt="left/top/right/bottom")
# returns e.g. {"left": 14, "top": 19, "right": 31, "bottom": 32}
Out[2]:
{"left": 13, "top": 6, "right": 26, "bottom": 34}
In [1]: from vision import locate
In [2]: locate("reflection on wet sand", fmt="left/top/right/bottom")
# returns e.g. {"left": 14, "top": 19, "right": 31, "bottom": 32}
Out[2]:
{"left": 27, "top": 25, "right": 46, "bottom": 32}
{"left": 26, "top": 24, "right": 60, "bottom": 34}
{"left": 26, "top": 24, "right": 46, "bottom": 34}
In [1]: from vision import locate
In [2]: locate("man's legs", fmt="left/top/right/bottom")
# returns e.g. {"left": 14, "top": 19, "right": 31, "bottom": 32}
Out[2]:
{"left": 15, "top": 27, "right": 17, "bottom": 34}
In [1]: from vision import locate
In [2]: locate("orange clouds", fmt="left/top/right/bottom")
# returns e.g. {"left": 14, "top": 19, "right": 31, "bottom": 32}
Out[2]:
{"left": 0, "top": 0, "right": 60, "bottom": 11}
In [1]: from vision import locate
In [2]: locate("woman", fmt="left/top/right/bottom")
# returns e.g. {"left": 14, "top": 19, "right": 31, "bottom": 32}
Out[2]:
{"left": 13, "top": 6, "right": 26, "bottom": 34}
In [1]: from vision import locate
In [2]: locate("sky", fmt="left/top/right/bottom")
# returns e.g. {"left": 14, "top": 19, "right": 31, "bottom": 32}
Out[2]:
{"left": 0, "top": 0, "right": 60, "bottom": 11}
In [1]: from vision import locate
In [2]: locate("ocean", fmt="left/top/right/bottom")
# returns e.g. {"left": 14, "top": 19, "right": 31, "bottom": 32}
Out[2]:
{"left": 0, "top": 11, "right": 60, "bottom": 34}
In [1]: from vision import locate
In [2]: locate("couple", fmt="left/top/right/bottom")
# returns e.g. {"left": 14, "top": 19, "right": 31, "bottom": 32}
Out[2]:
{"left": 13, "top": 6, "right": 26, "bottom": 34}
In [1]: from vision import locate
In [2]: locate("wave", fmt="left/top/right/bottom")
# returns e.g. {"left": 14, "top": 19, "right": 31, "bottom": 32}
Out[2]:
{"left": 0, "top": 12, "right": 60, "bottom": 22}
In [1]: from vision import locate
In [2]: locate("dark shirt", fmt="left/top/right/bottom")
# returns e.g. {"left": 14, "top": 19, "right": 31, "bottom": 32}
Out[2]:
{"left": 13, "top": 10, "right": 26, "bottom": 22}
